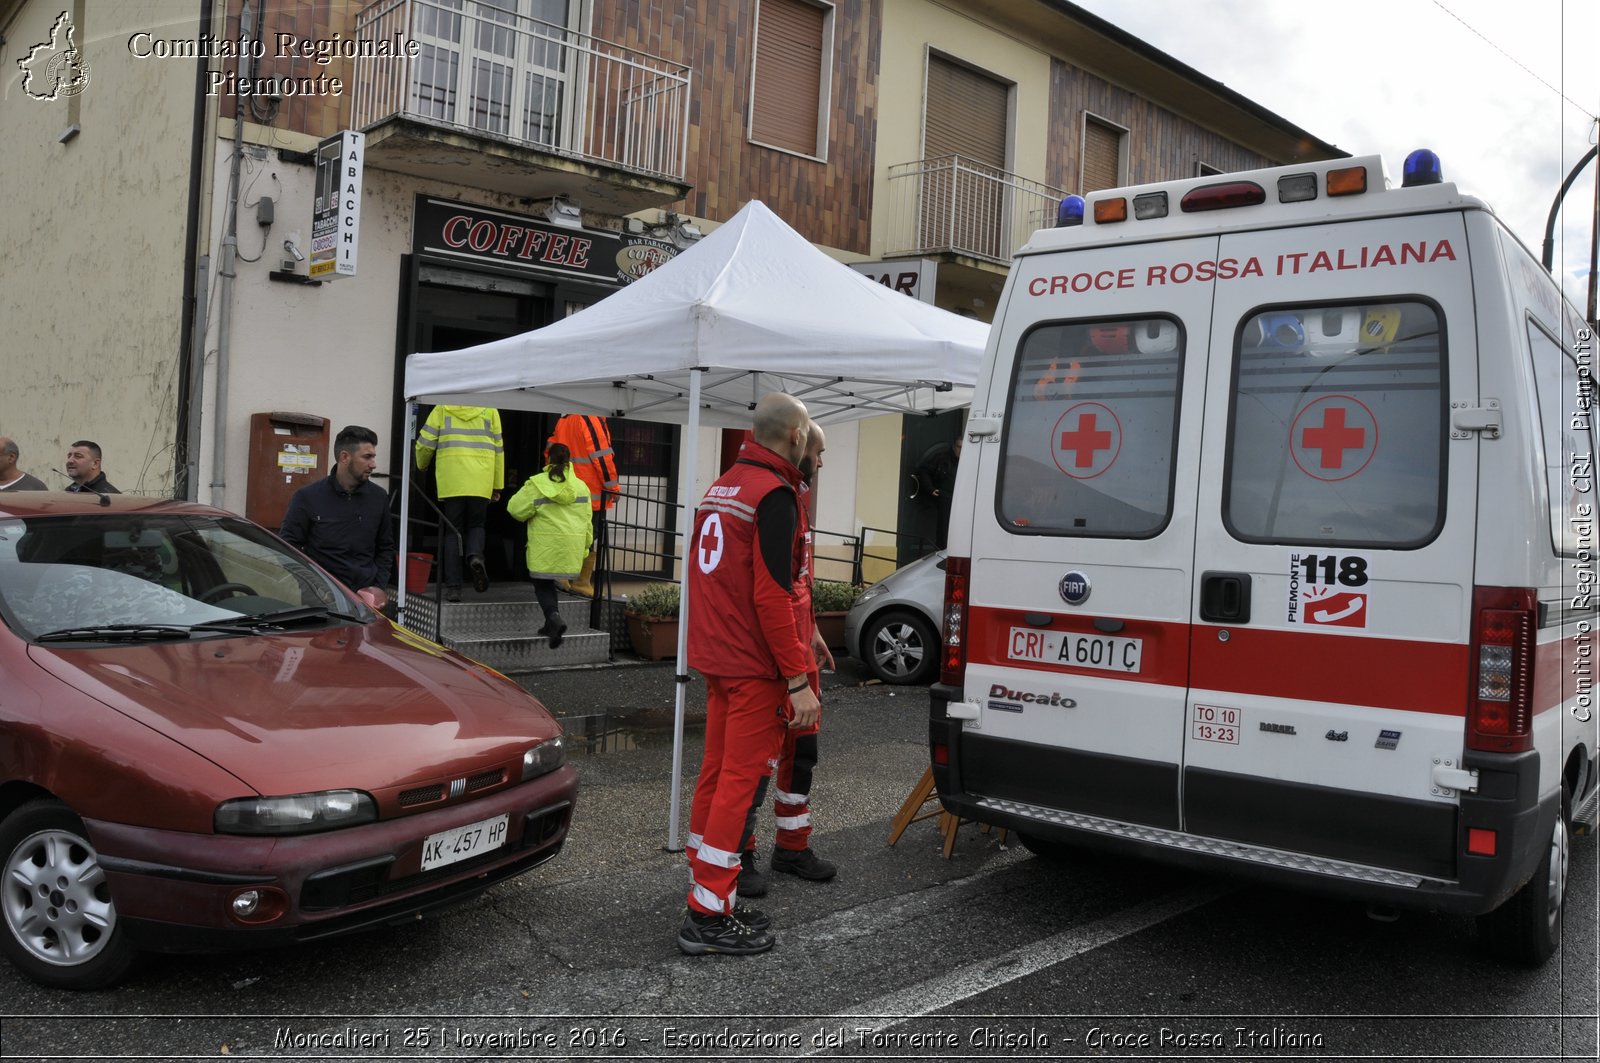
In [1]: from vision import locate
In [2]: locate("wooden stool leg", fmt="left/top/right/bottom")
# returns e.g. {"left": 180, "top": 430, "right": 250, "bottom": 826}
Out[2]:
{"left": 940, "top": 811, "right": 960, "bottom": 859}
{"left": 888, "top": 766, "right": 939, "bottom": 846}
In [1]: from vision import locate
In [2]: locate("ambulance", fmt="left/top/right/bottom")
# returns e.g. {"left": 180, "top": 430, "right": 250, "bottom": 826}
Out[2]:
{"left": 931, "top": 150, "right": 1598, "bottom": 965}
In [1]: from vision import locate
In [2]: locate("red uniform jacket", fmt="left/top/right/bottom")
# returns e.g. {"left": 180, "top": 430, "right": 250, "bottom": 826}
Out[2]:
{"left": 686, "top": 441, "right": 812, "bottom": 680}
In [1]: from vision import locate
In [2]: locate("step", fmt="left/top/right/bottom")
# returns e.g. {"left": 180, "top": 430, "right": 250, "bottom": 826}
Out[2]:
{"left": 399, "top": 593, "right": 595, "bottom": 641}
{"left": 448, "top": 629, "right": 610, "bottom": 671}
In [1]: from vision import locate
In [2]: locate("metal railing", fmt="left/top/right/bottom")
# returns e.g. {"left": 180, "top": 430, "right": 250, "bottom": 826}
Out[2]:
{"left": 883, "top": 155, "right": 1068, "bottom": 265}
{"left": 352, "top": 0, "right": 692, "bottom": 181}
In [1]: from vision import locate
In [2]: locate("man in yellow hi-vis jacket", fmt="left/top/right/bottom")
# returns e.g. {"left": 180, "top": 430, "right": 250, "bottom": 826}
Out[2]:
{"left": 416, "top": 405, "right": 504, "bottom": 602}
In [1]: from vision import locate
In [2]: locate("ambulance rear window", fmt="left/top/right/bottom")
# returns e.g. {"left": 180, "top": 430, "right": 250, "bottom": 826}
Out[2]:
{"left": 997, "top": 316, "right": 1183, "bottom": 537}
{"left": 1223, "top": 300, "right": 1445, "bottom": 547}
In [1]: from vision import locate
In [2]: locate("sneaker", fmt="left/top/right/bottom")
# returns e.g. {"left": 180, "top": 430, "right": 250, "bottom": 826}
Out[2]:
{"left": 677, "top": 909, "right": 774, "bottom": 956}
{"left": 730, "top": 903, "right": 770, "bottom": 933}
{"left": 771, "top": 847, "right": 837, "bottom": 881}
{"left": 737, "top": 849, "right": 768, "bottom": 898}
{"left": 546, "top": 613, "right": 567, "bottom": 649}
{"left": 468, "top": 555, "right": 489, "bottom": 594}
{"left": 445, "top": 586, "right": 462, "bottom": 603}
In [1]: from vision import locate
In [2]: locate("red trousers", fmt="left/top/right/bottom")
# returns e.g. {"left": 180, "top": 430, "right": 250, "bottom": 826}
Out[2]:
{"left": 686, "top": 675, "right": 786, "bottom": 915}
{"left": 751, "top": 670, "right": 819, "bottom": 853}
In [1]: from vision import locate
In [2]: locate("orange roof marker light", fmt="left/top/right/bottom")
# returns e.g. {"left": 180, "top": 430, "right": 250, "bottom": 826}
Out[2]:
{"left": 1326, "top": 165, "right": 1368, "bottom": 197}
{"left": 1093, "top": 197, "right": 1128, "bottom": 224}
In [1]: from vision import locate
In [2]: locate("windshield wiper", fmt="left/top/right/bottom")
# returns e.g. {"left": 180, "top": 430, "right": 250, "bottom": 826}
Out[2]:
{"left": 187, "top": 605, "right": 363, "bottom": 632}
{"left": 34, "top": 624, "right": 197, "bottom": 643}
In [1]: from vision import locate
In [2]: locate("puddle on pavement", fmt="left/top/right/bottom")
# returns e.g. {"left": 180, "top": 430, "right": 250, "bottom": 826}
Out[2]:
{"left": 559, "top": 708, "right": 700, "bottom": 755}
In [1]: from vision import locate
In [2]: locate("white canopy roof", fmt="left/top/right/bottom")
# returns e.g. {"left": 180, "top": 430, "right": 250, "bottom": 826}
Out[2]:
{"left": 403, "top": 199, "right": 988, "bottom": 426}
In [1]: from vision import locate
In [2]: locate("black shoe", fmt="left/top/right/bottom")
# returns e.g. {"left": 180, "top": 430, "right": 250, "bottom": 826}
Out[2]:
{"left": 737, "top": 849, "right": 768, "bottom": 898}
{"left": 678, "top": 909, "right": 773, "bottom": 956}
{"left": 771, "top": 847, "right": 836, "bottom": 881}
{"left": 730, "top": 903, "right": 770, "bottom": 933}
{"left": 445, "top": 586, "right": 462, "bottom": 603}
{"left": 546, "top": 614, "right": 566, "bottom": 649}
{"left": 468, "top": 555, "right": 489, "bottom": 593}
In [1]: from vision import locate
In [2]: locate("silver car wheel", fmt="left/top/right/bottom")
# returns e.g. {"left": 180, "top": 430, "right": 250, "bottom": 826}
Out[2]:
{"left": 3, "top": 827, "right": 119, "bottom": 967}
{"left": 872, "top": 620, "right": 926, "bottom": 679}
{"left": 1544, "top": 809, "right": 1568, "bottom": 935}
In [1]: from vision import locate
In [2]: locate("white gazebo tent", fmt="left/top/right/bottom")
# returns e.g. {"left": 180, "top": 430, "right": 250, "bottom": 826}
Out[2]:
{"left": 403, "top": 199, "right": 989, "bottom": 845}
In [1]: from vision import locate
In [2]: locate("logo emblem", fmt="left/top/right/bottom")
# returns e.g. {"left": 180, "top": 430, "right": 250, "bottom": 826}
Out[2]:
{"left": 18, "top": 11, "right": 91, "bottom": 101}
{"left": 696, "top": 512, "right": 724, "bottom": 574}
{"left": 1059, "top": 571, "right": 1091, "bottom": 606}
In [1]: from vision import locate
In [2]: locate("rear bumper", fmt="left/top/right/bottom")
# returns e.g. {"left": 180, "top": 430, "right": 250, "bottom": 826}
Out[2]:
{"left": 929, "top": 685, "right": 1551, "bottom": 916}
{"left": 86, "top": 765, "right": 578, "bottom": 953}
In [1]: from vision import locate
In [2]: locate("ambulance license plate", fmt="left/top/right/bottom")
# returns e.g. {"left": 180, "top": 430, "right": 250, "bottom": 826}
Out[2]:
{"left": 420, "top": 814, "right": 509, "bottom": 872}
{"left": 1007, "top": 627, "right": 1143, "bottom": 673}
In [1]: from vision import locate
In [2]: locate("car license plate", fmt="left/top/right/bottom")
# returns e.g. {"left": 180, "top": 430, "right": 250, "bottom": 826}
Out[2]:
{"left": 420, "top": 814, "right": 509, "bottom": 872}
{"left": 1007, "top": 627, "right": 1143, "bottom": 673}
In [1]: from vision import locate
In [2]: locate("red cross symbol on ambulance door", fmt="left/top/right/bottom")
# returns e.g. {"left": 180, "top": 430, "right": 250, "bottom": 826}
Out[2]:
{"left": 1051, "top": 402, "right": 1122, "bottom": 479}
{"left": 1290, "top": 395, "right": 1378, "bottom": 482}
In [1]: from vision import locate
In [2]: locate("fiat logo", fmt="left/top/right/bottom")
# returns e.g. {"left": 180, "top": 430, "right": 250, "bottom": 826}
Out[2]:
{"left": 1059, "top": 571, "right": 1091, "bottom": 605}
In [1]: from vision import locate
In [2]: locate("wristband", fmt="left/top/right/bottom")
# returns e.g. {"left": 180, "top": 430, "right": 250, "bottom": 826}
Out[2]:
{"left": 788, "top": 680, "right": 809, "bottom": 695}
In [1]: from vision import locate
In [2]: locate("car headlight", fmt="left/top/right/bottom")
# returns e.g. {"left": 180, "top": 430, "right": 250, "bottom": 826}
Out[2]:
{"left": 854, "top": 584, "right": 888, "bottom": 606}
{"left": 215, "top": 790, "right": 376, "bottom": 835}
{"left": 522, "top": 735, "right": 567, "bottom": 781}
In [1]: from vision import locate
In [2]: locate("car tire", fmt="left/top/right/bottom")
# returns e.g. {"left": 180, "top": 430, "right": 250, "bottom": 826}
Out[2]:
{"left": 861, "top": 609, "right": 938, "bottom": 686}
{"left": 1476, "top": 787, "right": 1569, "bottom": 967}
{"left": 0, "top": 799, "right": 137, "bottom": 989}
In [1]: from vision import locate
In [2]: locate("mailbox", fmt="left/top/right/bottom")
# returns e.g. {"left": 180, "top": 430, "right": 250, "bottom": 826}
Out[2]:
{"left": 246, "top": 411, "right": 329, "bottom": 529}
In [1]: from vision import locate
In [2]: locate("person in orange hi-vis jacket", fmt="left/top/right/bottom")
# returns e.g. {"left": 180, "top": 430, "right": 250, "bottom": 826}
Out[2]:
{"left": 547, "top": 415, "right": 618, "bottom": 597}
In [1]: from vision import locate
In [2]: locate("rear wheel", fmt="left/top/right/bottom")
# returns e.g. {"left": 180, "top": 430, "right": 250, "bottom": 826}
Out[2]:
{"left": 1477, "top": 789, "right": 1569, "bottom": 967}
{"left": 861, "top": 609, "right": 938, "bottom": 685}
{"left": 0, "top": 800, "right": 137, "bottom": 989}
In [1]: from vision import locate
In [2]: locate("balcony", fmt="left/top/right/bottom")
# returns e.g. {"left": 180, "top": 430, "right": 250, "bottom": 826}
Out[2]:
{"left": 883, "top": 155, "right": 1068, "bottom": 267}
{"left": 352, "top": 0, "right": 692, "bottom": 214}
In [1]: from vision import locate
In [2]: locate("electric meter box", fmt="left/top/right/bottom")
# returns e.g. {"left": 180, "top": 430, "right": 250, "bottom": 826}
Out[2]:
{"left": 246, "top": 412, "right": 329, "bottom": 529}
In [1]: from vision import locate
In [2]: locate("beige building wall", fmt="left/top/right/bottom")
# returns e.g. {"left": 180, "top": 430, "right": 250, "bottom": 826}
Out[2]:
{"left": 0, "top": 0, "right": 207, "bottom": 495}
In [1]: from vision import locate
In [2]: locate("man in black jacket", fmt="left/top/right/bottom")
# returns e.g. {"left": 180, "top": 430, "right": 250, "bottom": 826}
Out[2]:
{"left": 280, "top": 425, "right": 396, "bottom": 608}
{"left": 64, "top": 440, "right": 119, "bottom": 495}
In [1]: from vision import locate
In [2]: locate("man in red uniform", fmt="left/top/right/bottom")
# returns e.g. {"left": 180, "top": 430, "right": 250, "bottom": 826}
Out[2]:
{"left": 547, "top": 414, "right": 619, "bottom": 597}
{"left": 737, "top": 420, "right": 836, "bottom": 900}
{"left": 680, "top": 393, "right": 820, "bottom": 956}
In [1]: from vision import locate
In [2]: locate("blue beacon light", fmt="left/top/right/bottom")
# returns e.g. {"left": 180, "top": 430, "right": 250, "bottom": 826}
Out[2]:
{"left": 1402, "top": 149, "right": 1443, "bottom": 187}
{"left": 1057, "top": 195, "right": 1085, "bottom": 227}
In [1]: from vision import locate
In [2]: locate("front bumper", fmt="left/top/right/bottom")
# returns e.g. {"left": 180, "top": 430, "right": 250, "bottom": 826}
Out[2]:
{"left": 87, "top": 764, "right": 578, "bottom": 953}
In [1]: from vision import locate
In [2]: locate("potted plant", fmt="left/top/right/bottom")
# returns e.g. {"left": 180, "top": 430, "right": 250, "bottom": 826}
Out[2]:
{"left": 811, "top": 579, "right": 861, "bottom": 652}
{"left": 623, "top": 582, "right": 681, "bottom": 661}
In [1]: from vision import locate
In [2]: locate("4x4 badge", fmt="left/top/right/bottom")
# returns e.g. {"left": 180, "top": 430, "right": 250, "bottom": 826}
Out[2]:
{"left": 1059, "top": 571, "right": 1091, "bottom": 605}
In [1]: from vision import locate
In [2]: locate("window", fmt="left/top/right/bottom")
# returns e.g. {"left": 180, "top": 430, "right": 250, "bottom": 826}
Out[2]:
{"left": 1081, "top": 116, "right": 1125, "bottom": 192}
{"left": 409, "top": 0, "right": 577, "bottom": 148}
{"left": 1223, "top": 300, "right": 1446, "bottom": 547}
{"left": 998, "top": 317, "right": 1185, "bottom": 537}
{"left": 1527, "top": 319, "right": 1595, "bottom": 556}
{"left": 922, "top": 53, "right": 1010, "bottom": 259}
{"left": 749, "top": 0, "right": 832, "bottom": 158}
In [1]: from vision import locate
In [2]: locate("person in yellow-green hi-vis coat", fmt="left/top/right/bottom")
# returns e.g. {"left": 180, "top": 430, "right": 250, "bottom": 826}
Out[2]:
{"left": 415, "top": 405, "right": 504, "bottom": 602}
{"left": 507, "top": 443, "right": 593, "bottom": 649}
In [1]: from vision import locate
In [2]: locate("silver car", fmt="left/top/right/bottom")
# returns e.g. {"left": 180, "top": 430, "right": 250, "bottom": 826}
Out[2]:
{"left": 844, "top": 550, "right": 945, "bottom": 685}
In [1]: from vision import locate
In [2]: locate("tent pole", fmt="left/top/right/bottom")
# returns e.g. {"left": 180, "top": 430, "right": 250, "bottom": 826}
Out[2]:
{"left": 396, "top": 402, "right": 415, "bottom": 626}
{"left": 667, "top": 367, "right": 704, "bottom": 851}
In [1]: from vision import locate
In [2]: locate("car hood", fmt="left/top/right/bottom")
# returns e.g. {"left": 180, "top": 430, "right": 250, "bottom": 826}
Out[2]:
{"left": 27, "top": 621, "right": 561, "bottom": 797}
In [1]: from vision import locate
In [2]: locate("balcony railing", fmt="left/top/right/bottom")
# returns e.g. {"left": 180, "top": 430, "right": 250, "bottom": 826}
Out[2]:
{"left": 352, "top": 0, "right": 692, "bottom": 182}
{"left": 884, "top": 155, "right": 1069, "bottom": 265}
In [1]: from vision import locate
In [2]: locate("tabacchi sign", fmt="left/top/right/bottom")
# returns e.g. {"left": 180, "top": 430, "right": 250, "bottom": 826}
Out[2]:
{"left": 311, "top": 131, "right": 363, "bottom": 279}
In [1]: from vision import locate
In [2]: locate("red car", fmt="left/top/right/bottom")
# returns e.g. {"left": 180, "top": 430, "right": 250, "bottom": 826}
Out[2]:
{"left": 0, "top": 494, "right": 575, "bottom": 988}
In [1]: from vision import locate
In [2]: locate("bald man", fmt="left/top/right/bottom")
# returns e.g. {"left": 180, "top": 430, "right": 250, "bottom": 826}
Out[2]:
{"left": 679, "top": 392, "right": 820, "bottom": 956}
{"left": 0, "top": 437, "right": 47, "bottom": 491}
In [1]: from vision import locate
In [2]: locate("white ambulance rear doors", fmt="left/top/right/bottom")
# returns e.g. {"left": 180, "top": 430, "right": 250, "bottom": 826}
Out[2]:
{"left": 960, "top": 235, "right": 1220, "bottom": 831}
{"left": 1184, "top": 211, "right": 1478, "bottom": 880}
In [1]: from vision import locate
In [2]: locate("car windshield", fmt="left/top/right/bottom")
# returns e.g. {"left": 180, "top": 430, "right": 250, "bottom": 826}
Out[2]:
{"left": 0, "top": 513, "right": 364, "bottom": 641}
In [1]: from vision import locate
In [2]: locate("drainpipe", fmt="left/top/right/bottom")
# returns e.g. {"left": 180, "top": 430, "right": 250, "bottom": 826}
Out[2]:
{"left": 176, "top": 0, "right": 215, "bottom": 500}
{"left": 211, "top": 0, "right": 252, "bottom": 510}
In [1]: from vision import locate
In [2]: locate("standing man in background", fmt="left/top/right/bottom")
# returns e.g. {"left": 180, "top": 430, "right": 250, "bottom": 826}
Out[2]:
{"left": 64, "top": 441, "right": 119, "bottom": 495}
{"left": 0, "top": 437, "right": 47, "bottom": 491}
{"left": 548, "top": 414, "right": 618, "bottom": 598}
{"left": 281, "top": 425, "right": 395, "bottom": 609}
{"left": 415, "top": 405, "right": 504, "bottom": 603}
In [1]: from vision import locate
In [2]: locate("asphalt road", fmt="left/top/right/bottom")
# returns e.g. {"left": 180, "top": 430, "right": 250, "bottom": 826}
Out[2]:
{"left": 0, "top": 658, "right": 1594, "bottom": 1062}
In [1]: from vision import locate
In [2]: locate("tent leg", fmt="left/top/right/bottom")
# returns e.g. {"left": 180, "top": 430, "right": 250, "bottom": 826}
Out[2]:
{"left": 667, "top": 367, "right": 704, "bottom": 852}
{"left": 397, "top": 402, "right": 415, "bottom": 626}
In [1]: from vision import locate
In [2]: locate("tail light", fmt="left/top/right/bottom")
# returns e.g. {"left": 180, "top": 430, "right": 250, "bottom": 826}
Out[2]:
{"left": 940, "top": 555, "right": 971, "bottom": 687}
{"left": 1467, "top": 586, "right": 1536, "bottom": 753}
